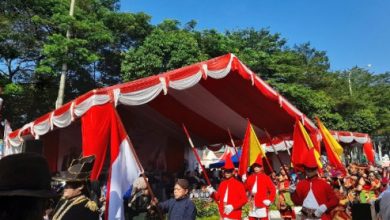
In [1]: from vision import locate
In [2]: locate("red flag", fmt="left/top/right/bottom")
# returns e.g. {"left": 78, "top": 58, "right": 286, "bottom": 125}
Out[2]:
{"left": 292, "top": 120, "right": 322, "bottom": 169}
{"left": 363, "top": 138, "right": 375, "bottom": 164}
{"left": 238, "top": 120, "right": 266, "bottom": 176}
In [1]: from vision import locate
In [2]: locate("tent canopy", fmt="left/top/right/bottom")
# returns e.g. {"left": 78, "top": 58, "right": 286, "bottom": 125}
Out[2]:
{"left": 209, "top": 149, "right": 242, "bottom": 169}
{"left": 6, "top": 53, "right": 317, "bottom": 172}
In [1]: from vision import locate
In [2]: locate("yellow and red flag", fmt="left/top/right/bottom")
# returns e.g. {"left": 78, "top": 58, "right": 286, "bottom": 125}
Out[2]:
{"left": 292, "top": 120, "right": 322, "bottom": 169}
{"left": 238, "top": 120, "right": 266, "bottom": 176}
{"left": 316, "top": 117, "right": 346, "bottom": 173}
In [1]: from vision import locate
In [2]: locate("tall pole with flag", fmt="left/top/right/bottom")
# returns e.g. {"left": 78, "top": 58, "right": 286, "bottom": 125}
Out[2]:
{"left": 227, "top": 128, "right": 239, "bottom": 157}
{"left": 182, "top": 124, "right": 212, "bottom": 186}
{"left": 315, "top": 117, "right": 346, "bottom": 174}
{"left": 264, "top": 129, "right": 291, "bottom": 181}
{"left": 292, "top": 120, "right": 323, "bottom": 169}
{"left": 238, "top": 120, "right": 273, "bottom": 176}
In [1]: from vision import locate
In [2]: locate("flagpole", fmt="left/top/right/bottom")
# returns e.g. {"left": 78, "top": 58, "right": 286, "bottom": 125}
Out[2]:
{"left": 264, "top": 129, "right": 291, "bottom": 181}
{"left": 282, "top": 140, "right": 291, "bottom": 156}
{"left": 113, "top": 107, "right": 164, "bottom": 220}
{"left": 263, "top": 152, "right": 275, "bottom": 173}
{"left": 182, "top": 124, "right": 212, "bottom": 186}
{"left": 227, "top": 128, "right": 239, "bottom": 156}
{"left": 125, "top": 136, "right": 164, "bottom": 220}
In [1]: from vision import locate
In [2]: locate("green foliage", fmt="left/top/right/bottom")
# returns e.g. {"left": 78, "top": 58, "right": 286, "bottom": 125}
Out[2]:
{"left": 192, "top": 199, "right": 219, "bottom": 218}
{"left": 0, "top": 0, "right": 151, "bottom": 127}
{"left": 121, "top": 25, "right": 207, "bottom": 81}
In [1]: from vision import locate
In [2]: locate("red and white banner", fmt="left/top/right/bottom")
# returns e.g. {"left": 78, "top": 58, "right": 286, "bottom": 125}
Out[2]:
{"left": 81, "top": 104, "right": 142, "bottom": 220}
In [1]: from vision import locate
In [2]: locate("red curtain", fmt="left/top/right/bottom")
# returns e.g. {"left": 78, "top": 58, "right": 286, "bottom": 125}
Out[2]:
{"left": 81, "top": 104, "right": 112, "bottom": 180}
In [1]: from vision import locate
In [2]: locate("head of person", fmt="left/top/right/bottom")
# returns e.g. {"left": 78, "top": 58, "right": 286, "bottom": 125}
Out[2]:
{"left": 0, "top": 153, "right": 57, "bottom": 220}
{"left": 302, "top": 149, "right": 319, "bottom": 178}
{"left": 63, "top": 180, "right": 91, "bottom": 199}
{"left": 368, "top": 172, "right": 376, "bottom": 181}
{"left": 252, "top": 154, "right": 264, "bottom": 174}
{"left": 252, "top": 163, "right": 263, "bottom": 174}
{"left": 277, "top": 174, "right": 285, "bottom": 182}
{"left": 304, "top": 167, "right": 318, "bottom": 178}
{"left": 358, "top": 166, "right": 367, "bottom": 176}
{"left": 349, "top": 163, "right": 358, "bottom": 174}
{"left": 223, "top": 168, "right": 234, "bottom": 179}
{"left": 222, "top": 153, "right": 235, "bottom": 179}
{"left": 173, "top": 179, "right": 189, "bottom": 200}
{"left": 53, "top": 155, "right": 95, "bottom": 199}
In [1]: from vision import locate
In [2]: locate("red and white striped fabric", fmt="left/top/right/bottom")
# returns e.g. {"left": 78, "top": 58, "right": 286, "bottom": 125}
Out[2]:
{"left": 81, "top": 104, "right": 142, "bottom": 220}
{"left": 330, "top": 130, "right": 370, "bottom": 144}
{"left": 7, "top": 53, "right": 317, "bottom": 148}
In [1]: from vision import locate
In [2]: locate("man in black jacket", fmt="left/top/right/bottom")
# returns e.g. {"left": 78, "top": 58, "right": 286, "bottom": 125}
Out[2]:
{"left": 52, "top": 155, "right": 99, "bottom": 220}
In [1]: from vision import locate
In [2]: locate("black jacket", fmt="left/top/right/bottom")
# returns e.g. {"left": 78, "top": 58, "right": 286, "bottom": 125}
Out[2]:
{"left": 52, "top": 195, "right": 99, "bottom": 220}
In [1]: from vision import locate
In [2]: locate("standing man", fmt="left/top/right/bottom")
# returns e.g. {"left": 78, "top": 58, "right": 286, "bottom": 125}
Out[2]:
{"left": 152, "top": 178, "right": 196, "bottom": 220}
{"left": 243, "top": 154, "right": 276, "bottom": 220}
{"left": 207, "top": 154, "right": 247, "bottom": 220}
{"left": 52, "top": 155, "right": 99, "bottom": 220}
{"left": 290, "top": 149, "right": 339, "bottom": 220}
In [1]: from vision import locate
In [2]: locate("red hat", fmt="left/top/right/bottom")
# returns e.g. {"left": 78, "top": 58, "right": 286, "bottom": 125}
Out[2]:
{"left": 223, "top": 153, "right": 235, "bottom": 170}
{"left": 252, "top": 154, "right": 263, "bottom": 167}
{"left": 303, "top": 148, "right": 318, "bottom": 169}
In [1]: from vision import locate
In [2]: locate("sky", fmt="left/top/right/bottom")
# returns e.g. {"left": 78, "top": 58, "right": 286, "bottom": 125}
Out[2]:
{"left": 120, "top": 0, "right": 390, "bottom": 74}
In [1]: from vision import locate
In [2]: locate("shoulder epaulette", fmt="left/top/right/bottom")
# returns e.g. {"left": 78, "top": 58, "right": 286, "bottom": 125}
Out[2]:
{"left": 85, "top": 200, "right": 99, "bottom": 212}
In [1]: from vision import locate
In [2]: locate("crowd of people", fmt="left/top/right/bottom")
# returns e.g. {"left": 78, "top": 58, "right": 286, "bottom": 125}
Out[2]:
{"left": 0, "top": 151, "right": 389, "bottom": 220}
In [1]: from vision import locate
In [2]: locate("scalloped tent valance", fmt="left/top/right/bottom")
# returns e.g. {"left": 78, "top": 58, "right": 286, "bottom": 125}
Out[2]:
{"left": 4, "top": 53, "right": 321, "bottom": 172}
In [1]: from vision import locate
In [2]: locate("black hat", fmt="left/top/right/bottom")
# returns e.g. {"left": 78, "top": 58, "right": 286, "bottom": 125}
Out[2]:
{"left": 0, "top": 153, "right": 57, "bottom": 198}
{"left": 53, "top": 155, "right": 95, "bottom": 182}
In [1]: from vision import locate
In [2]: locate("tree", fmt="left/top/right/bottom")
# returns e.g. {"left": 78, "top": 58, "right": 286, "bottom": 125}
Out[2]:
{"left": 0, "top": 0, "right": 152, "bottom": 127}
{"left": 121, "top": 20, "right": 207, "bottom": 81}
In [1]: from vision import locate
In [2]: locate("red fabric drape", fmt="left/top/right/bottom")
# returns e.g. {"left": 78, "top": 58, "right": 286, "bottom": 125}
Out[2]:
{"left": 42, "top": 130, "right": 59, "bottom": 173}
{"left": 363, "top": 138, "right": 375, "bottom": 164}
{"left": 81, "top": 104, "right": 112, "bottom": 180}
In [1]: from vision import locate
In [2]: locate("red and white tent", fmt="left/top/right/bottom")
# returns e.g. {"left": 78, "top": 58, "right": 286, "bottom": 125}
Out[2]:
{"left": 330, "top": 131, "right": 370, "bottom": 144}
{"left": 5, "top": 53, "right": 317, "bottom": 173}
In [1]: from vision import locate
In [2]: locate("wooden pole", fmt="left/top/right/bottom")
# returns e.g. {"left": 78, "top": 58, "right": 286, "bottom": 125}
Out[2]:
{"left": 113, "top": 107, "right": 164, "bottom": 220}
{"left": 227, "top": 128, "right": 239, "bottom": 156}
{"left": 182, "top": 124, "right": 212, "bottom": 186}
{"left": 264, "top": 129, "right": 291, "bottom": 181}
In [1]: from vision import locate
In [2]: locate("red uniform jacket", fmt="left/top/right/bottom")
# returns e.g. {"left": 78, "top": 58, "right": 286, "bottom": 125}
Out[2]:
{"left": 211, "top": 177, "right": 247, "bottom": 219}
{"left": 245, "top": 173, "right": 276, "bottom": 208}
{"left": 291, "top": 177, "right": 339, "bottom": 220}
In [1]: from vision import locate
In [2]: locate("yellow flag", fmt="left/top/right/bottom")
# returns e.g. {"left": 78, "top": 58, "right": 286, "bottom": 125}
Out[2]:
{"left": 317, "top": 119, "right": 343, "bottom": 158}
{"left": 249, "top": 124, "right": 265, "bottom": 165}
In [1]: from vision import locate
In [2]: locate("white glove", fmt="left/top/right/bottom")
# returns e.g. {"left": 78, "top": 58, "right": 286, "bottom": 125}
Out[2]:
{"left": 224, "top": 204, "right": 234, "bottom": 215}
{"left": 206, "top": 185, "right": 216, "bottom": 194}
{"left": 242, "top": 174, "right": 247, "bottom": 182}
{"left": 288, "top": 184, "right": 296, "bottom": 193}
{"left": 263, "top": 199, "right": 271, "bottom": 206}
{"left": 314, "top": 204, "right": 327, "bottom": 217}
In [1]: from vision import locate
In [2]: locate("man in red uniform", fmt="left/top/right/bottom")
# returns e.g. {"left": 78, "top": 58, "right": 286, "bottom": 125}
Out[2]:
{"left": 290, "top": 149, "right": 339, "bottom": 220}
{"left": 243, "top": 154, "right": 276, "bottom": 220}
{"left": 207, "top": 154, "right": 247, "bottom": 220}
